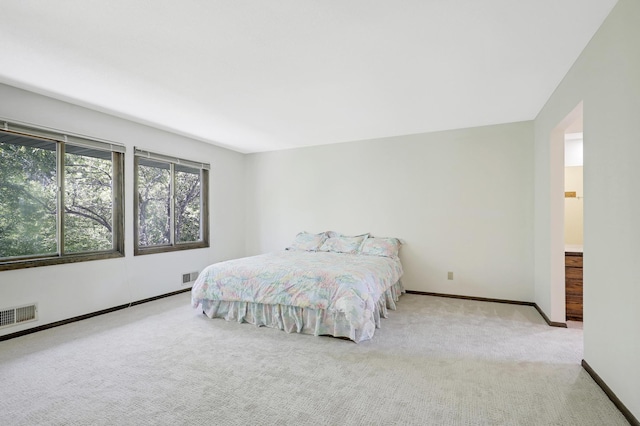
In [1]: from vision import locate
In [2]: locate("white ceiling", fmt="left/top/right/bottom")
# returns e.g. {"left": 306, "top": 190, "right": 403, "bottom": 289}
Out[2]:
{"left": 0, "top": 1, "right": 617, "bottom": 153}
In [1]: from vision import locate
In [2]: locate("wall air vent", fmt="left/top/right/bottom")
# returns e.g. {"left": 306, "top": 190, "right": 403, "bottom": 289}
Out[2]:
{"left": 0, "top": 303, "right": 38, "bottom": 329}
{"left": 181, "top": 271, "right": 199, "bottom": 285}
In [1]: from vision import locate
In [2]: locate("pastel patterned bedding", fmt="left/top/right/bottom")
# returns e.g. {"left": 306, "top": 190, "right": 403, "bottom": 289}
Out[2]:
{"left": 191, "top": 250, "right": 404, "bottom": 342}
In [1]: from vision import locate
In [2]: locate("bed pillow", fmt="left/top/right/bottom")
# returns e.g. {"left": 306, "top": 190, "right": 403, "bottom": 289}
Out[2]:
{"left": 325, "top": 231, "right": 370, "bottom": 239}
{"left": 360, "top": 237, "right": 402, "bottom": 258}
{"left": 286, "top": 231, "right": 328, "bottom": 251}
{"left": 319, "top": 234, "right": 368, "bottom": 254}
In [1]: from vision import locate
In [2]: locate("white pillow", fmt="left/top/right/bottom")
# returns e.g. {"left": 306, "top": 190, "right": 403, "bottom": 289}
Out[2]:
{"left": 319, "top": 235, "right": 368, "bottom": 254}
{"left": 360, "top": 237, "right": 402, "bottom": 258}
{"left": 286, "top": 231, "right": 327, "bottom": 251}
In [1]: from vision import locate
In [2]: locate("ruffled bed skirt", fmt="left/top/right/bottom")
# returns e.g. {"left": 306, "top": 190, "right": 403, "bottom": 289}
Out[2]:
{"left": 200, "top": 280, "right": 404, "bottom": 343}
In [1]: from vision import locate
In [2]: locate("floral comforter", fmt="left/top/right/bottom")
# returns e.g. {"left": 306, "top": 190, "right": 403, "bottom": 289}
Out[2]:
{"left": 191, "top": 250, "right": 403, "bottom": 335}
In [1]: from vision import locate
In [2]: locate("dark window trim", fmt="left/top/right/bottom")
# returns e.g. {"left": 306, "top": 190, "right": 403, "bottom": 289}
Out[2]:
{"left": 0, "top": 251, "right": 125, "bottom": 271}
{"left": 133, "top": 152, "right": 209, "bottom": 256}
{"left": 0, "top": 119, "right": 126, "bottom": 271}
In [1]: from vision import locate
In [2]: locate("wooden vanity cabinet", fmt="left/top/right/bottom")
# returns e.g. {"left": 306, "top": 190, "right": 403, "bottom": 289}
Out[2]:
{"left": 565, "top": 252, "right": 583, "bottom": 321}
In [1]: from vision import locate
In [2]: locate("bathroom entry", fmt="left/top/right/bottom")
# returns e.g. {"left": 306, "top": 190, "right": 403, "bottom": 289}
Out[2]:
{"left": 564, "top": 127, "right": 584, "bottom": 322}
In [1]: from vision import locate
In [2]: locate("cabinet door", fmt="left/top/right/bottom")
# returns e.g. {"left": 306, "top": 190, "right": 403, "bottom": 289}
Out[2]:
{"left": 565, "top": 261, "right": 583, "bottom": 321}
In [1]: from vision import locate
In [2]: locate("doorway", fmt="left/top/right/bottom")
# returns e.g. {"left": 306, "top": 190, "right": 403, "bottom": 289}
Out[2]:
{"left": 564, "top": 128, "right": 583, "bottom": 326}
{"left": 549, "top": 102, "right": 583, "bottom": 326}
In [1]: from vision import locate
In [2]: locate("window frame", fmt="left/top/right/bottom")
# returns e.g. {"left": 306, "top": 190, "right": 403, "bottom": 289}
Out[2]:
{"left": 133, "top": 148, "right": 209, "bottom": 256}
{"left": 0, "top": 120, "right": 125, "bottom": 271}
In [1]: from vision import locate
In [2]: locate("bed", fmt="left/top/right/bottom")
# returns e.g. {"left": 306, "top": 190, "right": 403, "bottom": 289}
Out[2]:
{"left": 191, "top": 232, "right": 404, "bottom": 342}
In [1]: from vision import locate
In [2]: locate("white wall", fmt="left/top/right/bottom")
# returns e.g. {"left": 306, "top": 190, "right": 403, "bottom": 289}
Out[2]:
{"left": 534, "top": 0, "right": 640, "bottom": 417}
{"left": 0, "top": 83, "right": 246, "bottom": 337}
{"left": 564, "top": 137, "right": 583, "bottom": 167}
{"left": 564, "top": 166, "right": 583, "bottom": 246}
{"left": 246, "top": 122, "right": 534, "bottom": 302}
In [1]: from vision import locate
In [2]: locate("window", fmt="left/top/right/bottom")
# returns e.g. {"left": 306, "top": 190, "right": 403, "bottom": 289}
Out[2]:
{"left": 134, "top": 148, "right": 209, "bottom": 255}
{"left": 0, "top": 120, "right": 125, "bottom": 271}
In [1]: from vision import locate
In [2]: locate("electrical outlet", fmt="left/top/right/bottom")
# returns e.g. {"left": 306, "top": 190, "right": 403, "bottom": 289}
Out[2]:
{"left": 447, "top": 271, "right": 454, "bottom": 280}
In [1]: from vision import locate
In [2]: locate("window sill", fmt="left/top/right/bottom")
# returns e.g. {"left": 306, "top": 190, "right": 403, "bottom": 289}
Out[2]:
{"left": 134, "top": 241, "right": 209, "bottom": 256}
{"left": 0, "top": 251, "right": 125, "bottom": 272}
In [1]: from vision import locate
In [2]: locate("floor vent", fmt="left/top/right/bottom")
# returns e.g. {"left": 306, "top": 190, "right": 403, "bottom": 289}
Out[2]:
{"left": 0, "top": 304, "right": 38, "bottom": 329}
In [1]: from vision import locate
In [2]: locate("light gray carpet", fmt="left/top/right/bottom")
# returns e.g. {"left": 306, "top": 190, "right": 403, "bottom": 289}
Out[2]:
{"left": 0, "top": 293, "right": 628, "bottom": 425}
